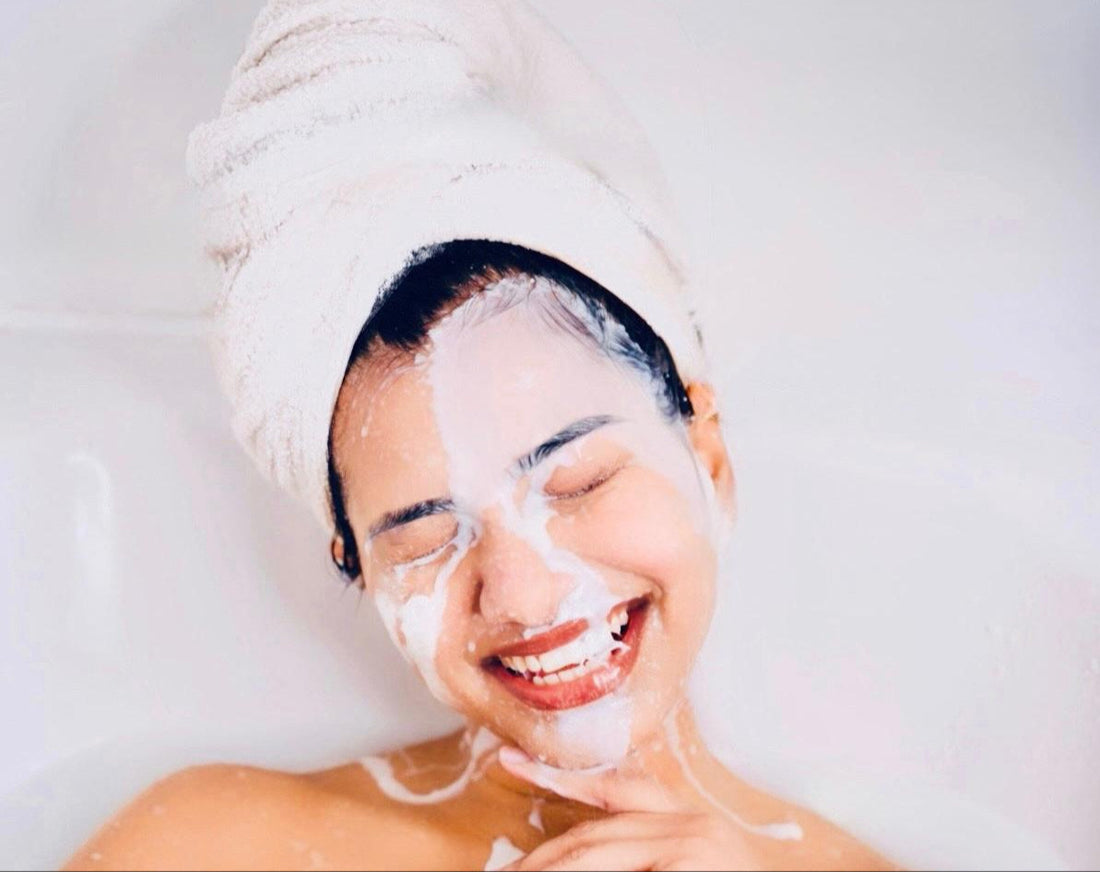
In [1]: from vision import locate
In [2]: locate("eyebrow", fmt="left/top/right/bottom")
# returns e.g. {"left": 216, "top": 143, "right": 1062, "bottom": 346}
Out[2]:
{"left": 367, "top": 414, "right": 618, "bottom": 540}
{"left": 368, "top": 497, "right": 455, "bottom": 539}
{"left": 513, "top": 414, "right": 618, "bottom": 476}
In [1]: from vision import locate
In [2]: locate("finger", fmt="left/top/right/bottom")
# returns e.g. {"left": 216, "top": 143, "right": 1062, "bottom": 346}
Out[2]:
{"left": 498, "top": 747, "right": 683, "bottom": 813}
{"left": 511, "top": 814, "right": 684, "bottom": 871}
{"left": 527, "top": 837, "right": 673, "bottom": 872}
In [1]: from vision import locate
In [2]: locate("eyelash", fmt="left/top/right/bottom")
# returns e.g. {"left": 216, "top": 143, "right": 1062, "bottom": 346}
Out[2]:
{"left": 386, "top": 519, "right": 461, "bottom": 570}
{"left": 547, "top": 464, "right": 623, "bottom": 501}
{"left": 394, "top": 536, "right": 457, "bottom": 569}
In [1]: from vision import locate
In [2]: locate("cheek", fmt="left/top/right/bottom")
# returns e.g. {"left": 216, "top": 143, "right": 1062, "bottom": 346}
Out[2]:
{"left": 549, "top": 467, "right": 717, "bottom": 603}
{"left": 428, "top": 573, "right": 507, "bottom": 713}
{"left": 365, "top": 536, "right": 481, "bottom": 700}
{"left": 431, "top": 567, "right": 486, "bottom": 666}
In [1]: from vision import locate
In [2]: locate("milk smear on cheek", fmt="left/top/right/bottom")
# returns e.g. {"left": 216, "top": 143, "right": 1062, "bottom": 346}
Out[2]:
{"left": 372, "top": 521, "right": 476, "bottom": 708}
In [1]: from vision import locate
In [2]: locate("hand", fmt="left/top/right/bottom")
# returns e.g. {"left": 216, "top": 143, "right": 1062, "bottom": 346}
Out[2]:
{"left": 497, "top": 747, "right": 763, "bottom": 871}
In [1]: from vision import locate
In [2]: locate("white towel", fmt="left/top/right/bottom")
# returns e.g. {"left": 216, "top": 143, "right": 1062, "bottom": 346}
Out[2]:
{"left": 187, "top": 0, "right": 706, "bottom": 528}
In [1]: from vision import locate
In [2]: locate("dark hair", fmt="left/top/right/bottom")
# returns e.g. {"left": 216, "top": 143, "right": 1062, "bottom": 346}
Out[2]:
{"left": 327, "top": 239, "right": 694, "bottom": 581}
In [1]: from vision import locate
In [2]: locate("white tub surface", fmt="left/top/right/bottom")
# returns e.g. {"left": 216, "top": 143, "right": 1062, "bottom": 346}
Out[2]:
{"left": 1, "top": 1, "right": 1097, "bottom": 869}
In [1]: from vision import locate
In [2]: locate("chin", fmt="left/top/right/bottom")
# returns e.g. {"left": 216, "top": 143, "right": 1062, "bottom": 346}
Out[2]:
{"left": 508, "top": 690, "right": 679, "bottom": 770}
{"left": 476, "top": 679, "right": 688, "bottom": 772}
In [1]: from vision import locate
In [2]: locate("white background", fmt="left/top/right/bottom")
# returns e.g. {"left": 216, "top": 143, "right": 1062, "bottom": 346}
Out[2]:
{"left": 1, "top": 1, "right": 1097, "bottom": 868}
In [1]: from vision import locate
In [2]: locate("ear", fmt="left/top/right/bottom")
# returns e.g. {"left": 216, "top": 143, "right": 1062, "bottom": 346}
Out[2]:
{"left": 330, "top": 534, "right": 364, "bottom": 587}
{"left": 330, "top": 535, "right": 347, "bottom": 571}
{"left": 685, "top": 382, "right": 736, "bottom": 525}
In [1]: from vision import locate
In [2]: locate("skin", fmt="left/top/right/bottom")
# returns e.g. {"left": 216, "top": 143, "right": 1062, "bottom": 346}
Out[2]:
{"left": 65, "top": 286, "right": 896, "bottom": 871}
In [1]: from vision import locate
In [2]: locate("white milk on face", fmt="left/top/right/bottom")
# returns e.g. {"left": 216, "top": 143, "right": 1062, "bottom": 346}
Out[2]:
{"left": 497, "top": 441, "right": 624, "bottom": 659}
{"left": 373, "top": 521, "right": 476, "bottom": 707}
{"left": 369, "top": 275, "right": 721, "bottom": 766}
{"left": 554, "top": 690, "right": 634, "bottom": 764}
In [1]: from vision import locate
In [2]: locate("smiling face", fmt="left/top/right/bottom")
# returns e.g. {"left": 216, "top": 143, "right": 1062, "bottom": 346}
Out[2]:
{"left": 331, "top": 276, "right": 733, "bottom": 768}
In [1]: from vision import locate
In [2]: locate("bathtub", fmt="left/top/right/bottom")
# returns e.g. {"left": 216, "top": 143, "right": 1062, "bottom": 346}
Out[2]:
{"left": 1, "top": 0, "right": 1097, "bottom": 869}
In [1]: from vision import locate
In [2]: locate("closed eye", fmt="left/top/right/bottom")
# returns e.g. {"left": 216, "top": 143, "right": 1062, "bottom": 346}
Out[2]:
{"left": 545, "top": 463, "right": 625, "bottom": 500}
{"left": 374, "top": 513, "right": 459, "bottom": 569}
{"left": 394, "top": 537, "right": 454, "bottom": 568}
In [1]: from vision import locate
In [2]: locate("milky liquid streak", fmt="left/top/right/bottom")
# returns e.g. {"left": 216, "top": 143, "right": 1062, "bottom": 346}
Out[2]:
{"left": 483, "top": 835, "right": 525, "bottom": 871}
{"left": 361, "top": 726, "right": 501, "bottom": 805}
{"left": 373, "top": 521, "right": 476, "bottom": 708}
{"left": 664, "top": 706, "right": 804, "bottom": 842}
{"left": 367, "top": 276, "right": 722, "bottom": 767}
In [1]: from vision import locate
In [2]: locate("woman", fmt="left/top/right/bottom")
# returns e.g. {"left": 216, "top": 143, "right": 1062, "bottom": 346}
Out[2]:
{"left": 69, "top": 2, "right": 894, "bottom": 869}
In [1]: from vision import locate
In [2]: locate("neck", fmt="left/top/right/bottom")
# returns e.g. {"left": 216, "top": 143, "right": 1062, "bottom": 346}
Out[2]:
{"left": 622, "top": 698, "right": 718, "bottom": 802}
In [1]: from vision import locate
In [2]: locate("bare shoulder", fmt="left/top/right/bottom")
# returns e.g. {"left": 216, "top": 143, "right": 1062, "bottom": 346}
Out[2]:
{"left": 771, "top": 805, "right": 898, "bottom": 871}
{"left": 730, "top": 781, "right": 898, "bottom": 871}
{"left": 63, "top": 761, "right": 439, "bottom": 871}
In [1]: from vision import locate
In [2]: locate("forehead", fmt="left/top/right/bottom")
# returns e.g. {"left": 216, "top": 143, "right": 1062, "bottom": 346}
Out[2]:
{"left": 334, "top": 299, "right": 663, "bottom": 518}
{"left": 430, "top": 299, "right": 655, "bottom": 428}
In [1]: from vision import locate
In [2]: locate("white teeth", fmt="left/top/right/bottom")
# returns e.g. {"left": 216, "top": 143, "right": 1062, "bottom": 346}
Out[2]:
{"left": 550, "top": 640, "right": 582, "bottom": 673}
{"left": 533, "top": 648, "right": 559, "bottom": 675}
{"left": 497, "top": 603, "right": 638, "bottom": 683}
{"left": 501, "top": 655, "right": 525, "bottom": 673}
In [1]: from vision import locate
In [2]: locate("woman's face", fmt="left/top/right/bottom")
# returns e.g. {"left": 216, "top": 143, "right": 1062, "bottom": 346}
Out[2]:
{"left": 332, "top": 279, "right": 733, "bottom": 768}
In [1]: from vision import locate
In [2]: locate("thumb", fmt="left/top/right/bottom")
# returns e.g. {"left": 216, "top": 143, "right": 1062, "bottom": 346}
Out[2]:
{"left": 498, "top": 746, "right": 682, "bottom": 814}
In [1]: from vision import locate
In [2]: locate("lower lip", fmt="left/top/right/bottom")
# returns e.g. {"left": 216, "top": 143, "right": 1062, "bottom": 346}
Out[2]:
{"left": 485, "top": 600, "right": 649, "bottom": 711}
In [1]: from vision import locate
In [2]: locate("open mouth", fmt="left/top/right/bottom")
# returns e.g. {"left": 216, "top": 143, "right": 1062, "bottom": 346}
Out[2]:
{"left": 483, "top": 598, "right": 649, "bottom": 710}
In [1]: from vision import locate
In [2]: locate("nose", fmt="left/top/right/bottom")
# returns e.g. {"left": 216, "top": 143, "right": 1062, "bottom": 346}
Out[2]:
{"left": 473, "top": 507, "right": 573, "bottom": 628}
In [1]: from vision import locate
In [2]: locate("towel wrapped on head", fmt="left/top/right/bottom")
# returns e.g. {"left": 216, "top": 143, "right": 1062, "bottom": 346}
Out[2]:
{"left": 186, "top": 0, "right": 706, "bottom": 528}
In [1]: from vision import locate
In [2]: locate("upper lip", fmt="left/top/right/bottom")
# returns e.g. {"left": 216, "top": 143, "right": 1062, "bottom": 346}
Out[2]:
{"left": 487, "top": 619, "right": 588, "bottom": 659}
{"left": 482, "top": 598, "right": 642, "bottom": 662}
